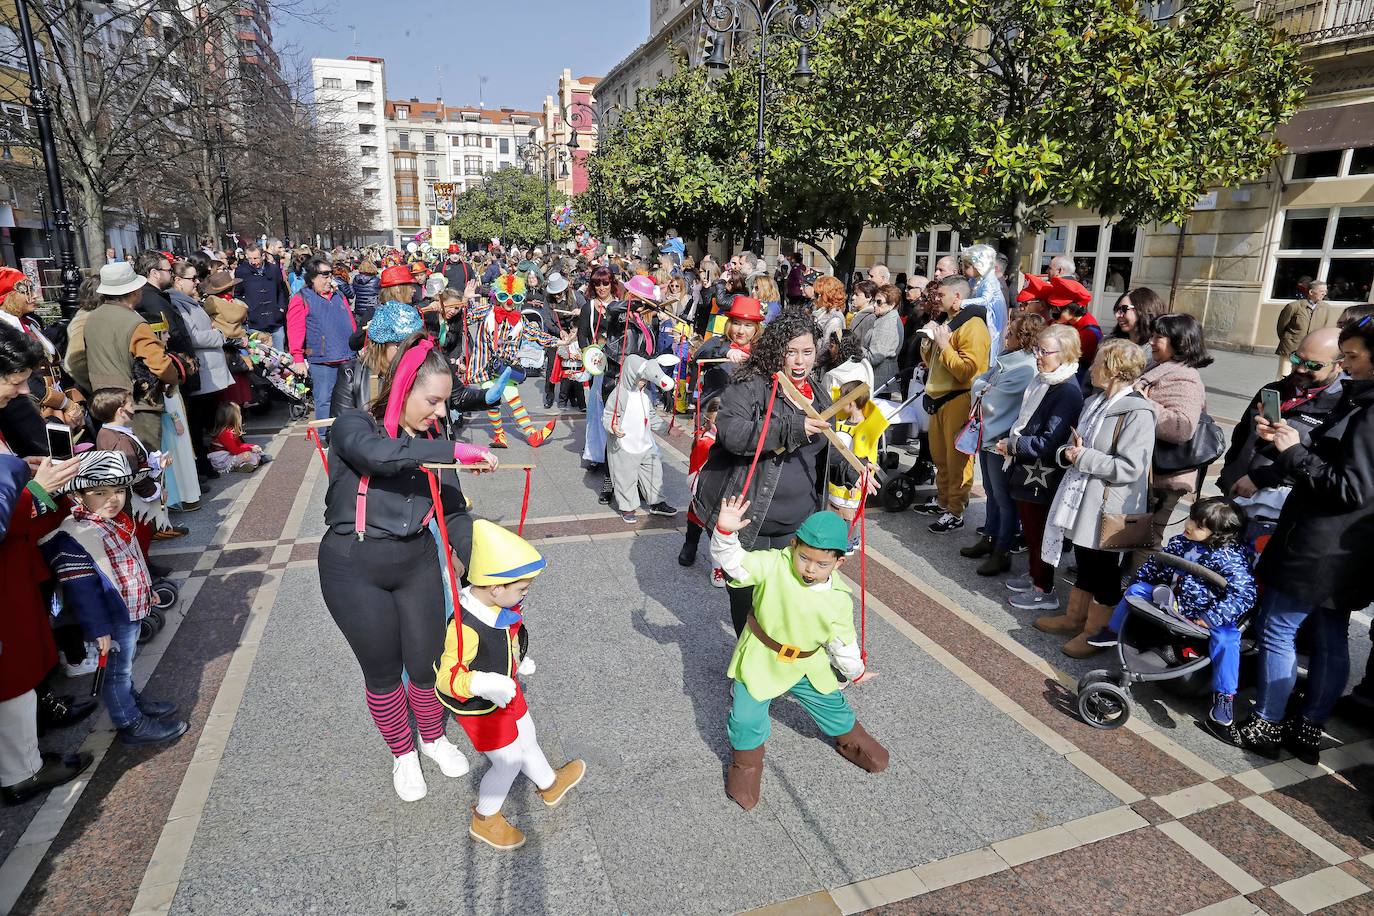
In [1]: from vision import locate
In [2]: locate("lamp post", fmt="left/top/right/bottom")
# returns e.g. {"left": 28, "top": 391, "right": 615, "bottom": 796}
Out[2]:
{"left": 700, "top": 0, "right": 821, "bottom": 257}
{"left": 14, "top": 0, "right": 80, "bottom": 316}
{"left": 518, "top": 130, "right": 569, "bottom": 248}
{"left": 215, "top": 124, "right": 234, "bottom": 250}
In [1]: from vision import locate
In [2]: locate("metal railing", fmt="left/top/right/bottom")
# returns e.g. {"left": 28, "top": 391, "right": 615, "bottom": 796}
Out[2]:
{"left": 1249, "top": 0, "right": 1374, "bottom": 44}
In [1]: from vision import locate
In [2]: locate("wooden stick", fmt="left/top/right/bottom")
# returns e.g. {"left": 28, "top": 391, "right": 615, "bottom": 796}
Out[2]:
{"left": 695, "top": 357, "right": 732, "bottom": 365}
{"left": 422, "top": 462, "right": 535, "bottom": 471}
{"left": 306, "top": 418, "right": 335, "bottom": 429}
{"left": 817, "top": 383, "right": 870, "bottom": 423}
{"left": 774, "top": 374, "right": 869, "bottom": 477}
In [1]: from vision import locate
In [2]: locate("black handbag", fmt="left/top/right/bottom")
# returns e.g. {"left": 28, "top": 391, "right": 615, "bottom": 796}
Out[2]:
{"left": 1153, "top": 409, "right": 1226, "bottom": 474}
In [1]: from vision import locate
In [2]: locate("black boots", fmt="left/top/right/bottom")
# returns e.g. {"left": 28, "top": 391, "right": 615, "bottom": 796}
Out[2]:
{"left": 1208, "top": 714, "right": 1281, "bottom": 758}
{"left": 1, "top": 752, "right": 93, "bottom": 805}
{"left": 977, "top": 551, "right": 1011, "bottom": 577}
{"left": 959, "top": 536, "right": 993, "bottom": 559}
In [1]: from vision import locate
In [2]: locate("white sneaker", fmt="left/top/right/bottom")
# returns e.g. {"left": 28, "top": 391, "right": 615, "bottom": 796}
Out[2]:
{"left": 64, "top": 643, "right": 99, "bottom": 678}
{"left": 392, "top": 751, "right": 427, "bottom": 802}
{"left": 711, "top": 567, "right": 726, "bottom": 588}
{"left": 419, "top": 736, "right": 470, "bottom": 777}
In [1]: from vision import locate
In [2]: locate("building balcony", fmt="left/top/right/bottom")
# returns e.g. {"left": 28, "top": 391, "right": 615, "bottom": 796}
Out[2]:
{"left": 1251, "top": 0, "right": 1374, "bottom": 45}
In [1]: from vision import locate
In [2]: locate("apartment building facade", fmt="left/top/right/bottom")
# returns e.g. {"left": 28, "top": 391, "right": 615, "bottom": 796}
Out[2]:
{"left": 311, "top": 56, "right": 396, "bottom": 246}
{"left": 383, "top": 100, "right": 544, "bottom": 241}
{"left": 543, "top": 70, "right": 602, "bottom": 196}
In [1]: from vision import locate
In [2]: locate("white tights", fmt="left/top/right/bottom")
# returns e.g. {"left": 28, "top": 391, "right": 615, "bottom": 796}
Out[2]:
{"left": 475, "top": 712, "right": 556, "bottom": 817}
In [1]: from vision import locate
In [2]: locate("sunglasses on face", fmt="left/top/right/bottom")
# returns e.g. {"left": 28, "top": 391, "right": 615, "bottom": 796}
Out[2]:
{"left": 1113, "top": 304, "right": 1134, "bottom": 314}
{"left": 1288, "top": 353, "right": 1340, "bottom": 372}
{"left": 494, "top": 290, "right": 525, "bottom": 306}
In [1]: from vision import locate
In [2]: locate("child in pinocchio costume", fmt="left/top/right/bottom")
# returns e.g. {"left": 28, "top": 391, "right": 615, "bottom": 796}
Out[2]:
{"left": 435, "top": 519, "right": 585, "bottom": 850}
{"left": 711, "top": 496, "right": 889, "bottom": 811}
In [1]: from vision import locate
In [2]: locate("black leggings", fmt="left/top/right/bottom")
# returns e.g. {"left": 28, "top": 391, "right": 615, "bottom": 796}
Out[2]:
{"left": 318, "top": 529, "right": 448, "bottom": 693}
{"left": 726, "top": 531, "right": 797, "bottom": 636}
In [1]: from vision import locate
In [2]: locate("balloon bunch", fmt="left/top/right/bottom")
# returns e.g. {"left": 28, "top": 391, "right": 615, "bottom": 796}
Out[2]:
{"left": 554, "top": 204, "right": 575, "bottom": 230}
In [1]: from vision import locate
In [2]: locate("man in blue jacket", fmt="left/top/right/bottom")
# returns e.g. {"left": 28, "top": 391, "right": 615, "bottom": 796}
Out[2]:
{"left": 235, "top": 244, "right": 290, "bottom": 351}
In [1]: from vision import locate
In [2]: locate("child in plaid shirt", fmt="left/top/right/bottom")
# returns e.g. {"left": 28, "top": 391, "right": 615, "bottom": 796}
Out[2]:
{"left": 39, "top": 451, "right": 188, "bottom": 747}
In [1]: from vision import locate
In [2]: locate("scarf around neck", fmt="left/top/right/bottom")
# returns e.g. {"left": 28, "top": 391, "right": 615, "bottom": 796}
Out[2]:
{"left": 1007, "top": 361, "right": 1079, "bottom": 445}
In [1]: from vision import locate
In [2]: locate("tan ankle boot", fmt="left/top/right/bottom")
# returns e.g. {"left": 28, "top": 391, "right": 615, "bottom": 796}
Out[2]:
{"left": 469, "top": 807, "right": 526, "bottom": 850}
{"left": 1063, "top": 601, "right": 1114, "bottom": 658}
{"left": 835, "top": 722, "right": 889, "bottom": 773}
{"left": 537, "top": 759, "right": 587, "bottom": 808}
{"left": 726, "top": 745, "right": 766, "bottom": 810}
{"left": 1035, "top": 587, "right": 1089, "bottom": 635}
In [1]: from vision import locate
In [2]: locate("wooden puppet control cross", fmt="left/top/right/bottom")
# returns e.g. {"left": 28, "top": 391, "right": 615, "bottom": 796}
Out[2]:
{"left": 774, "top": 373, "right": 875, "bottom": 479}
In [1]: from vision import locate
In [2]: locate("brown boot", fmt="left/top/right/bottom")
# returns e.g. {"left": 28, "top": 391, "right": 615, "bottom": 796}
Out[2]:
{"left": 835, "top": 722, "right": 889, "bottom": 773}
{"left": 537, "top": 759, "right": 586, "bottom": 808}
{"left": 1034, "top": 587, "right": 1090, "bottom": 635}
{"left": 1063, "top": 601, "right": 1115, "bottom": 659}
{"left": 725, "top": 745, "right": 765, "bottom": 811}
{"left": 469, "top": 807, "right": 526, "bottom": 850}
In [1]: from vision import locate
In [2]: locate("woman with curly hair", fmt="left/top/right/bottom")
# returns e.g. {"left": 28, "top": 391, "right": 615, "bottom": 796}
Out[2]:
{"left": 693, "top": 311, "right": 865, "bottom": 635}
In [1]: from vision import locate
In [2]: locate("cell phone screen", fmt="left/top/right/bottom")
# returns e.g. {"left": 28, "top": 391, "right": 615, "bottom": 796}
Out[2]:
{"left": 1260, "top": 388, "right": 1282, "bottom": 424}
{"left": 46, "top": 422, "right": 73, "bottom": 461}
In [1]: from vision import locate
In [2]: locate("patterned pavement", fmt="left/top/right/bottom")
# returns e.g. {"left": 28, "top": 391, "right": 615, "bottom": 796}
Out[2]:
{"left": 0, "top": 376, "right": 1372, "bottom": 916}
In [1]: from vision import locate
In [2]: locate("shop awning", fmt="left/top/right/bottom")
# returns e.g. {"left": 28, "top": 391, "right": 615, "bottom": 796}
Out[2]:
{"left": 1277, "top": 101, "right": 1374, "bottom": 153}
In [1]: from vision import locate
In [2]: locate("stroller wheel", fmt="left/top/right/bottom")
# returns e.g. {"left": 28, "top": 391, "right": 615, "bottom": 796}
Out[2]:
{"left": 148, "top": 607, "right": 167, "bottom": 632}
{"left": 290, "top": 402, "right": 310, "bottom": 421}
{"left": 152, "top": 581, "right": 178, "bottom": 610}
{"left": 880, "top": 476, "right": 916, "bottom": 512}
{"left": 137, "top": 617, "right": 157, "bottom": 645}
{"left": 1077, "top": 669, "right": 1117, "bottom": 695}
{"left": 1077, "top": 681, "right": 1131, "bottom": 730}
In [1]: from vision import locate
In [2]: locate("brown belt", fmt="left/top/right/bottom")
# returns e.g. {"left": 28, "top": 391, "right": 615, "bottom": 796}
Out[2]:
{"left": 747, "top": 615, "right": 819, "bottom": 663}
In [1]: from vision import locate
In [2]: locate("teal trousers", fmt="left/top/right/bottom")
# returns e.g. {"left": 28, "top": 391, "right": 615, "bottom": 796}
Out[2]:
{"left": 727, "top": 678, "right": 855, "bottom": 751}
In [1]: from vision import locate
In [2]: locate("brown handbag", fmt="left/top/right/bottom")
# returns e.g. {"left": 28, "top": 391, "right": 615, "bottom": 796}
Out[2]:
{"left": 1096, "top": 415, "right": 1155, "bottom": 550}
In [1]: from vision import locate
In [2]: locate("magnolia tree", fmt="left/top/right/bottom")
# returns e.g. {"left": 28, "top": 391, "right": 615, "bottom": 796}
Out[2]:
{"left": 449, "top": 166, "right": 570, "bottom": 248}
{"left": 590, "top": 0, "right": 1306, "bottom": 281}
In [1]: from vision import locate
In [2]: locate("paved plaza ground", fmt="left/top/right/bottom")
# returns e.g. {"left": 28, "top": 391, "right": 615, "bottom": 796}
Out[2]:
{"left": 3, "top": 350, "right": 1374, "bottom": 915}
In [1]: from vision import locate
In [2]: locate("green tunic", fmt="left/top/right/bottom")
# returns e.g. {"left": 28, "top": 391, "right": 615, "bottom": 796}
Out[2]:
{"left": 727, "top": 546, "right": 857, "bottom": 701}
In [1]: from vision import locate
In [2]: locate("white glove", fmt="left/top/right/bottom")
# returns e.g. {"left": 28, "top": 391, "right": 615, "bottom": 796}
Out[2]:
{"left": 468, "top": 671, "right": 517, "bottom": 708}
{"left": 826, "top": 637, "right": 865, "bottom": 682}
{"left": 517, "top": 655, "right": 536, "bottom": 676}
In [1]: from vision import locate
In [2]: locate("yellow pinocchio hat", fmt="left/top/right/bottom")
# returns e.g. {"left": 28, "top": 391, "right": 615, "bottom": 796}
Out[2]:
{"left": 468, "top": 519, "right": 546, "bottom": 586}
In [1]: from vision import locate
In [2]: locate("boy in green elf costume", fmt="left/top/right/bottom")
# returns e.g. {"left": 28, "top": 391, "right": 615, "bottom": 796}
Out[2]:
{"left": 711, "top": 494, "right": 889, "bottom": 810}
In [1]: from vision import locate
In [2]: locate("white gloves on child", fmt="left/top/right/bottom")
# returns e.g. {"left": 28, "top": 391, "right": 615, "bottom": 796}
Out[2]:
{"left": 826, "top": 638, "right": 865, "bottom": 682}
{"left": 517, "top": 656, "right": 536, "bottom": 676}
{"left": 468, "top": 671, "right": 517, "bottom": 707}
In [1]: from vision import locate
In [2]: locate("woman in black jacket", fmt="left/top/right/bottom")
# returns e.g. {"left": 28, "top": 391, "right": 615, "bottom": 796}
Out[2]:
{"left": 693, "top": 311, "right": 863, "bottom": 635}
{"left": 1219, "top": 318, "right": 1374, "bottom": 762}
{"left": 320, "top": 333, "right": 496, "bottom": 802}
{"left": 998, "top": 324, "right": 1083, "bottom": 611}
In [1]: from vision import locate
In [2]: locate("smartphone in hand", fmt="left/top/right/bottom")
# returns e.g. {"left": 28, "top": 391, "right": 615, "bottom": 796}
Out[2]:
{"left": 1260, "top": 388, "right": 1282, "bottom": 424}
{"left": 45, "top": 422, "right": 74, "bottom": 460}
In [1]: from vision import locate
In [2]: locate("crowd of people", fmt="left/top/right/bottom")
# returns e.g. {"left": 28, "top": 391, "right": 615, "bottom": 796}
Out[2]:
{"left": 3, "top": 230, "right": 1371, "bottom": 843}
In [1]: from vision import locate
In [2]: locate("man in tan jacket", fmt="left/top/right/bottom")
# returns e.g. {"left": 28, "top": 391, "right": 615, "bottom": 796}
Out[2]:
{"left": 917, "top": 276, "right": 991, "bottom": 532}
{"left": 72, "top": 263, "right": 179, "bottom": 448}
{"left": 1275, "top": 280, "right": 1326, "bottom": 378}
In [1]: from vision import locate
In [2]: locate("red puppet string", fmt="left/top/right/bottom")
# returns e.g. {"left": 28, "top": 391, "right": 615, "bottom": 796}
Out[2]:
{"left": 740, "top": 373, "right": 781, "bottom": 498}
{"left": 845, "top": 468, "right": 871, "bottom": 675}
{"left": 519, "top": 467, "right": 532, "bottom": 536}
{"left": 306, "top": 426, "right": 328, "bottom": 473}
{"left": 424, "top": 467, "right": 467, "bottom": 697}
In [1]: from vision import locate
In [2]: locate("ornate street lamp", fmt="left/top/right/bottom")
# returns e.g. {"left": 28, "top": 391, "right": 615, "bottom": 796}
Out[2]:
{"left": 699, "top": 0, "right": 823, "bottom": 255}
{"left": 518, "top": 130, "right": 570, "bottom": 248}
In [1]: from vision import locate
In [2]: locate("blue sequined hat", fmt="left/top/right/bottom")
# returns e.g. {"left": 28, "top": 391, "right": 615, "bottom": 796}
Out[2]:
{"left": 367, "top": 301, "right": 425, "bottom": 344}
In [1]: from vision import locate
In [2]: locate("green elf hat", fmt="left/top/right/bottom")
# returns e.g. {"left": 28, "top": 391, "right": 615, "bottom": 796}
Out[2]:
{"left": 794, "top": 511, "right": 851, "bottom": 553}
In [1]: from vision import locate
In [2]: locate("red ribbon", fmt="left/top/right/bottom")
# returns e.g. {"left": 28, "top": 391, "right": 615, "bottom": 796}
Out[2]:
{"left": 519, "top": 467, "right": 532, "bottom": 537}
{"left": 425, "top": 467, "right": 467, "bottom": 697}
{"left": 306, "top": 426, "right": 328, "bottom": 473}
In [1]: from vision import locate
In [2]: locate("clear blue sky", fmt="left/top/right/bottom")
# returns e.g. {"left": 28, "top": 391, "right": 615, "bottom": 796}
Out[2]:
{"left": 273, "top": 0, "right": 647, "bottom": 110}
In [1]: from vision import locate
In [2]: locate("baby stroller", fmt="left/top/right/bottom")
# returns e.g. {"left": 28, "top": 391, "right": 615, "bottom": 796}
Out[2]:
{"left": 1075, "top": 551, "right": 1260, "bottom": 730}
{"left": 246, "top": 334, "right": 314, "bottom": 421}
{"left": 872, "top": 381, "right": 935, "bottom": 511}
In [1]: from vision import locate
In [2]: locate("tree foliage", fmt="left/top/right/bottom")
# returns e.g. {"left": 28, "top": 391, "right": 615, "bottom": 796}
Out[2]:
{"left": 448, "top": 166, "right": 569, "bottom": 248}
{"left": 589, "top": 0, "right": 1307, "bottom": 279}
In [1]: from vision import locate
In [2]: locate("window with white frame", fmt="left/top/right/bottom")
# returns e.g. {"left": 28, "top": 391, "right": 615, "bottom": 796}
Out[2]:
{"left": 1269, "top": 206, "right": 1374, "bottom": 303}
{"left": 464, "top": 155, "right": 482, "bottom": 175}
{"left": 1288, "top": 146, "right": 1374, "bottom": 181}
{"left": 424, "top": 159, "right": 437, "bottom": 178}
{"left": 320, "top": 77, "right": 341, "bottom": 89}
{"left": 395, "top": 106, "right": 409, "bottom": 120}
{"left": 910, "top": 227, "right": 961, "bottom": 278}
{"left": 1035, "top": 220, "right": 1141, "bottom": 309}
